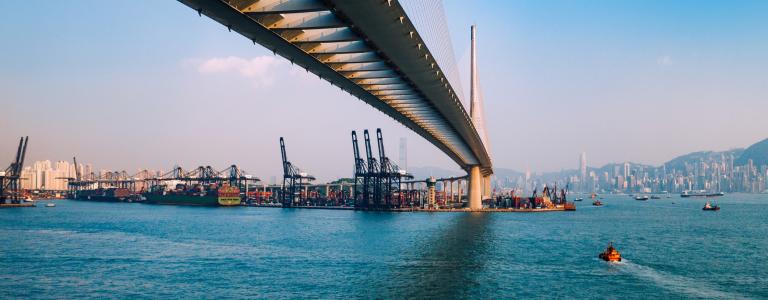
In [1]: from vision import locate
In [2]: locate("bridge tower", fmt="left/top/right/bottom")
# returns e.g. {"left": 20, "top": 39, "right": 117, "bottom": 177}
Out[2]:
{"left": 469, "top": 25, "right": 491, "bottom": 208}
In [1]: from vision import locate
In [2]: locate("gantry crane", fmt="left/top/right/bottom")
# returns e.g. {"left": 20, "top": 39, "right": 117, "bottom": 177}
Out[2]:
{"left": 351, "top": 131, "right": 368, "bottom": 207}
{"left": 2, "top": 136, "right": 28, "bottom": 203}
{"left": 280, "top": 137, "right": 315, "bottom": 207}
{"left": 376, "top": 129, "right": 413, "bottom": 208}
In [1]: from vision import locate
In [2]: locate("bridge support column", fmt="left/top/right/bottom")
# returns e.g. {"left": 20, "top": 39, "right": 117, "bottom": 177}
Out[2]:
{"left": 483, "top": 175, "right": 491, "bottom": 200}
{"left": 468, "top": 166, "right": 482, "bottom": 209}
{"left": 457, "top": 179, "right": 462, "bottom": 206}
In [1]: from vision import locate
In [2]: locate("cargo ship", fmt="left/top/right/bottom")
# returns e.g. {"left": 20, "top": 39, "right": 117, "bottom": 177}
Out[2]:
{"left": 143, "top": 183, "right": 241, "bottom": 206}
{"left": 74, "top": 188, "right": 132, "bottom": 202}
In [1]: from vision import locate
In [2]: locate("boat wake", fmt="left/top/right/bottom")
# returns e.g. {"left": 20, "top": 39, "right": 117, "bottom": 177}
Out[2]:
{"left": 618, "top": 259, "right": 747, "bottom": 299}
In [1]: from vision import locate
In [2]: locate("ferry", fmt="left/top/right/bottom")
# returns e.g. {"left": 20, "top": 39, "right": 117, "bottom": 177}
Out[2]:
{"left": 634, "top": 195, "right": 649, "bottom": 201}
{"left": 599, "top": 242, "right": 621, "bottom": 262}
{"left": 681, "top": 190, "right": 725, "bottom": 198}
{"left": 702, "top": 201, "right": 720, "bottom": 211}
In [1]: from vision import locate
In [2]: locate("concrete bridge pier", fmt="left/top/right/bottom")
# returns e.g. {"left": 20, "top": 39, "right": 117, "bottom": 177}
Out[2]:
{"left": 457, "top": 179, "right": 463, "bottom": 206}
{"left": 483, "top": 175, "right": 492, "bottom": 200}
{"left": 468, "top": 166, "right": 482, "bottom": 209}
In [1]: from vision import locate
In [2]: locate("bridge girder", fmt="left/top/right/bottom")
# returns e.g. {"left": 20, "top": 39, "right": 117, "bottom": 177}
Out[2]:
{"left": 179, "top": 0, "right": 492, "bottom": 175}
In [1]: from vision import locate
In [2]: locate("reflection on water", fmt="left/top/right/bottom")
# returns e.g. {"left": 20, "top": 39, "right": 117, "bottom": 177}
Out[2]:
{"left": 379, "top": 213, "right": 492, "bottom": 298}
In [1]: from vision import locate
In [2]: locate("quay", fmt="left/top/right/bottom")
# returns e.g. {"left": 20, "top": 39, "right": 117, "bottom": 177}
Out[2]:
{"left": 0, "top": 203, "right": 36, "bottom": 208}
{"left": 250, "top": 204, "right": 573, "bottom": 213}
{"left": 3, "top": 136, "right": 575, "bottom": 213}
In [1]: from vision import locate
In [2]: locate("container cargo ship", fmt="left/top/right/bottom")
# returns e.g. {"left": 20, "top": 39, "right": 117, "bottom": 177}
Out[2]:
{"left": 143, "top": 183, "right": 241, "bottom": 206}
{"left": 74, "top": 188, "right": 132, "bottom": 202}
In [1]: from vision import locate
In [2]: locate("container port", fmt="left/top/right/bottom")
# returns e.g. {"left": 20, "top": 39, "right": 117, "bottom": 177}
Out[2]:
{"left": 3, "top": 134, "right": 574, "bottom": 212}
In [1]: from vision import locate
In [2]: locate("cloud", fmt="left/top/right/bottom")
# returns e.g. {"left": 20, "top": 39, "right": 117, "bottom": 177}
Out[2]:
{"left": 191, "top": 56, "right": 285, "bottom": 86}
{"left": 656, "top": 55, "right": 673, "bottom": 65}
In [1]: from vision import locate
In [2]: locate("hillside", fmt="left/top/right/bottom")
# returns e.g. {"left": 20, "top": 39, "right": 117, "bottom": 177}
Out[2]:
{"left": 664, "top": 149, "right": 744, "bottom": 171}
{"left": 735, "top": 138, "right": 768, "bottom": 166}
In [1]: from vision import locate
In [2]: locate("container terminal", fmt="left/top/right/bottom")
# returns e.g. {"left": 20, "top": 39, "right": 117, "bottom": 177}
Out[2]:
{"left": 4, "top": 133, "right": 574, "bottom": 212}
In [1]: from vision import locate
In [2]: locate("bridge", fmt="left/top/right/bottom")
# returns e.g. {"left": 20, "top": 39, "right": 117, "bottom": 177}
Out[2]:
{"left": 179, "top": 0, "right": 493, "bottom": 208}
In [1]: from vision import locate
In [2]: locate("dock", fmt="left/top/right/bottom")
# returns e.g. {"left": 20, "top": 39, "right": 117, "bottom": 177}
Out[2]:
{"left": 250, "top": 204, "right": 572, "bottom": 212}
{"left": 0, "top": 203, "right": 36, "bottom": 208}
{"left": 357, "top": 207, "right": 573, "bottom": 213}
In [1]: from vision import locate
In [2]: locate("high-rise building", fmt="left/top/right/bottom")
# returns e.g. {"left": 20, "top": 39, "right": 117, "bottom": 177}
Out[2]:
{"left": 579, "top": 152, "right": 587, "bottom": 191}
{"left": 623, "top": 162, "right": 630, "bottom": 179}
{"left": 17, "top": 159, "right": 91, "bottom": 191}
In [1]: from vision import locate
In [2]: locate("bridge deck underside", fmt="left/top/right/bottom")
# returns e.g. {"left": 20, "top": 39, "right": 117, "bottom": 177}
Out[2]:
{"left": 180, "top": 0, "right": 492, "bottom": 175}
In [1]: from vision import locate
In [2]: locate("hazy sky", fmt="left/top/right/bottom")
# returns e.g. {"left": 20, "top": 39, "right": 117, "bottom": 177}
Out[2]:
{"left": 2, "top": 1, "right": 767, "bottom": 181}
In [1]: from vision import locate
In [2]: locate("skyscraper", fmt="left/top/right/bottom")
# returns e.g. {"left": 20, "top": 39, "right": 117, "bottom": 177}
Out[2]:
{"left": 579, "top": 152, "right": 587, "bottom": 192}
{"left": 623, "top": 162, "right": 631, "bottom": 179}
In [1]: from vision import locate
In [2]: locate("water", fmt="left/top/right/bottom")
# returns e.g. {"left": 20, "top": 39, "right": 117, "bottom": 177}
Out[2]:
{"left": 1, "top": 194, "right": 766, "bottom": 299}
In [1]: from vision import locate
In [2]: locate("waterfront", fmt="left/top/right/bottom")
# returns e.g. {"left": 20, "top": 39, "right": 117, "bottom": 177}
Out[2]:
{"left": 0, "top": 194, "right": 766, "bottom": 299}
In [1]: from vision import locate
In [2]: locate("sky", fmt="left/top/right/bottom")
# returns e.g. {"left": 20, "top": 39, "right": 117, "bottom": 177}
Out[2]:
{"left": 2, "top": 0, "right": 767, "bottom": 181}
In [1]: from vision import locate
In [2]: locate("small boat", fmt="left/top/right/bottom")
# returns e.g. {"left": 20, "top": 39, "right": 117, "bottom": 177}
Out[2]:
{"left": 599, "top": 242, "right": 621, "bottom": 262}
{"left": 45, "top": 202, "right": 56, "bottom": 207}
{"left": 574, "top": 198, "right": 584, "bottom": 202}
{"left": 650, "top": 195, "right": 661, "bottom": 200}
{"left": 635, "top": 195, "right": 649, "bottom": 201}
{"left": 702, "top": 201, "right": 720, "bottom": 211}
{"left": 23, "top": 196, "right": 34, "bottom": 203}
{"left": 592, "top": 200, "right": 602, "bottom": 206}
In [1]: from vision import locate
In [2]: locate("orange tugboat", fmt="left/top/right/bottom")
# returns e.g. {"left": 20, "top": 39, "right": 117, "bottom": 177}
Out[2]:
{"left": 702, "top": 201, "right": 720, "bottom": 211}
{"left": 599, "top": 242, "right": 621, "bottom": 262}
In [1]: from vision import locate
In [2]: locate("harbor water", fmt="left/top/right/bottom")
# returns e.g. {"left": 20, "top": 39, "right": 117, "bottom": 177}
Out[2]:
{"left": 0, "top": 194, "right": 766, "bottom": 299}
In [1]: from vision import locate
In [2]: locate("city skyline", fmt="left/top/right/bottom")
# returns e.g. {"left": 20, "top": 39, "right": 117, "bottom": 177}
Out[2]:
{"left": 16, "top": 135, "right": 768, "bottom": 192}
{"left": 3, "top": 1, "right": 768, "bottom": 180}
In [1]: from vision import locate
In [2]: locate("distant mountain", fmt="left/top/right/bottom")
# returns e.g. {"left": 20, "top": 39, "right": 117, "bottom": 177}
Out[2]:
{"left": 589, "top": 162, "right": 656, "bottom": 176}
{"left": 735, "top": 138, "right": 768, "bottom": 166}
{"left": 493, "top": 168, "right": 524, "bottom": 179}
{"left": 409, "top": 166, "right": 525, "bottom": 181}
{"left": 407, "top": 166, "right": 463, "bottom": 180}
{"left": 410, "top": 137, "right": 766, "bottom": 182}
{"left": 664, "top": 149, "right": 744, "bottom": 171}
